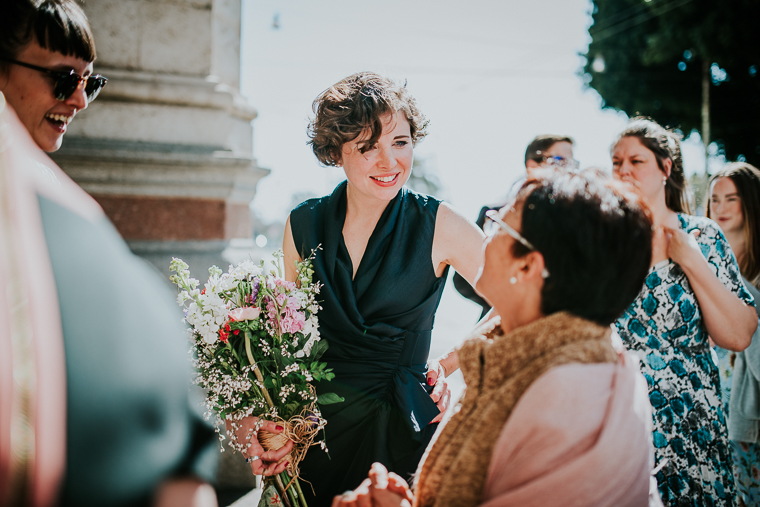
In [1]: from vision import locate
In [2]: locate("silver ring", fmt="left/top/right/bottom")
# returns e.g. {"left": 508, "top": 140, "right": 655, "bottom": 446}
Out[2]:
{"left": 246, "top": 455, "right": 260, "bottom": 462}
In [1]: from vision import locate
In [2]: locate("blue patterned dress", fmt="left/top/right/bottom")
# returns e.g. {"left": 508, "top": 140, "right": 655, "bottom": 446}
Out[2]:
{"left": 616, "top": 214, "right": 755, "bottom": 507}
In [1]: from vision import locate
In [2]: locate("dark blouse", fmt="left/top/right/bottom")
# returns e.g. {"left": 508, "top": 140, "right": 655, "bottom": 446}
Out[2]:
{"left": 290, "top": 181, "right": 448, "bottom": 504}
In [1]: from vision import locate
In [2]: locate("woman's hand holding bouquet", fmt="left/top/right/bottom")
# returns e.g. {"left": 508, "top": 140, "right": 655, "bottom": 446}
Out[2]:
{"left": 170, "top": 250, "right": 342, "bottom": 507}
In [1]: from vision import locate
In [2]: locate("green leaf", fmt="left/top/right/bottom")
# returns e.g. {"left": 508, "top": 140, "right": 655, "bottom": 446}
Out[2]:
{"left": 281, "top": 402, "right": 299, "bottom": 419}
{"left": 317, "top": 392, "right": 345, "bottom": 405}
{"left": 310, "top": 340, "right": 329, "bottom": 361}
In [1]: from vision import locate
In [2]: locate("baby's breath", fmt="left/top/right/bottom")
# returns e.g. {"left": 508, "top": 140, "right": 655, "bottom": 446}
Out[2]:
{"left": 168, "top": 248, "right": 339, "bottom": 456}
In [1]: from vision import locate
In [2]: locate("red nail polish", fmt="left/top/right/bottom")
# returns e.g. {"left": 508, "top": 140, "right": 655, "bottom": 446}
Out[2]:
{"left": 427, "top": 377, "right": 435, "bottom": 386}
{"left": 275, "top": 425, "right": 284, "bottom": 431}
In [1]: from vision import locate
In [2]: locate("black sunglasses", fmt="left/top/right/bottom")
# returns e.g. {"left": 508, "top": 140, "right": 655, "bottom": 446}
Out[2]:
{"left": 2, "top": 59, "right": 107, "bottom": 102}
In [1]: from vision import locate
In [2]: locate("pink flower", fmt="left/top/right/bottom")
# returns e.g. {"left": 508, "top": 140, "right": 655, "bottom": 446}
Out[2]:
{"left": 277, "top": 279, "right": 296, "bottom": 292}
{"left": 228, "top": 306, "right": 261, "bottom": 321}
{"left": 281, "top": 310, "right": 305, "bottom": 334}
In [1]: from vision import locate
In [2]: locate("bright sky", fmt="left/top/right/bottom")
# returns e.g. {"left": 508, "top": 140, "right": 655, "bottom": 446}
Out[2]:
{"left": 240, "top": 0, "right": 708, "bottom": 225}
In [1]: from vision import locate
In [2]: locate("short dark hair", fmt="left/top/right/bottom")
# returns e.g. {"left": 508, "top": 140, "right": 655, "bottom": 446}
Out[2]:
{"left": 707, "top": 162, "right": 760, "bottom": 284}
{"left": 612, "top": 117, "right": 691, "bottom": 213}
{"left": 0, "top": 0, "right": 96, "bottom": 72}
{"left": 513, "top": 168, "right": 653, "bottom": 326}
{"left": 307, "top": 72, "right": 429, "bottom": 166}
{"left": 524, "top": 134, "right": 574, "bottom": 166}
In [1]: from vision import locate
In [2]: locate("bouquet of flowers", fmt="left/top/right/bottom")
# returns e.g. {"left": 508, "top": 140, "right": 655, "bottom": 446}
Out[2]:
{"left": 169, "top": 250, "right": 341, "bottom": 507}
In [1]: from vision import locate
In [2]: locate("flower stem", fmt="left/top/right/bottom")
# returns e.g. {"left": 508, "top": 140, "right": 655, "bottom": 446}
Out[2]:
{"left": 280, "top": 472, "right": 299, "bottom": 507}
{"left": 293, "top": 478, "right": 308, "bottom": 507}
{"left": 275, "top": 474, "right": 293, "bottom": 507}
{"left": 244, "top": 330, "right": 275, "bottom": 409}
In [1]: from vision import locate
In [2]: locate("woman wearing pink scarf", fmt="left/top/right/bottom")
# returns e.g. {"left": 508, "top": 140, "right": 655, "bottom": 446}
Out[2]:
{"left": 334, "top": 169, "right": 662, "bottom": 507}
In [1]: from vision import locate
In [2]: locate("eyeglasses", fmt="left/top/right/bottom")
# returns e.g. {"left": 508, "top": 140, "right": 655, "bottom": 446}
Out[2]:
{"left": 542, "top": 155, "right": 580, "bottom": 171}
{"left": 485, "top": 209, "right": 551, "bottom": 279}
{"left": 484, "top": 209, "right": 536, "bottom": 250}
{"left": 1, "top": 59, "right": 108, "bottom": 102}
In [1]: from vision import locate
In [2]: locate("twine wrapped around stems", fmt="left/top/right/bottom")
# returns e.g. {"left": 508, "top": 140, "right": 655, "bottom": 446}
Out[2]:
{"left": 259, "top": 399, "right": 324, "bottom": 481}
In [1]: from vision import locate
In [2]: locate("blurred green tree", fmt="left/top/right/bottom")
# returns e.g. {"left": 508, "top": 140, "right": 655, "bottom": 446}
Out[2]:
{"left": 582, "top": 0, "right": 760, "bottom": 169}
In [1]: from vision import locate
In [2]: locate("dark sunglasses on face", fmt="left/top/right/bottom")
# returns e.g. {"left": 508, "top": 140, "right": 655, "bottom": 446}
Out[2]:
{"left": 1, "top": 59, "right": 108, "bottom": 102}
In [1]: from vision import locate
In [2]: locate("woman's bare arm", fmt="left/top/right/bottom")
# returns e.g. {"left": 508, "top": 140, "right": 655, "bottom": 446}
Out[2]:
{"left": 283, "top": 215, "right": 301, "bottom": 283}
{"left": 665, "top": 225, "right": 757, "bottom": 351}
{"left": 426, "top": 203, "right": 486, "bottom": 381}
{"left": 432, "top": 202, "right": 485, "bottom": 285}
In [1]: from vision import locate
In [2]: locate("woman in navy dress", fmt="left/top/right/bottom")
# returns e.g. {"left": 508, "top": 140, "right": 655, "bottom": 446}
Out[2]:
{"left": 268, "top": 72, "right": 483, "bottom": 504}
{"left": 612, "top": 119, "right": 757, "bottom": 506}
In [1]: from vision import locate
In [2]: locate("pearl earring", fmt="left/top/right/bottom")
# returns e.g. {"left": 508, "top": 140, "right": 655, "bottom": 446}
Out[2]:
{"left": 663, "top": 177, "right": 667, "bottom": 186}
{"left": 509, "top": 277, "right": 517, "bottom": 285}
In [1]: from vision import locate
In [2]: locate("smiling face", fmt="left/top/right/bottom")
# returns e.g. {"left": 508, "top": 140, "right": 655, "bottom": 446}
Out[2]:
{"left": 611, "top": 136, "right": 670, "bottom": 203}
{"left": 339, "top": 110, "right": 413, "bottom": 203}
{"left": 710, "top": 177, "right": 744, "bottom": 236}
{"left": 1, "top": 40, "right": 92, "bottom": 152}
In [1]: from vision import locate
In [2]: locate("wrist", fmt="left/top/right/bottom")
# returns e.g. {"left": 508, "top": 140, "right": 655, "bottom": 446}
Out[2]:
{"left": 437, "top": 353, "right": 458, "bottom": 378}
{"left": 677, "top": 249, "right": 707, "bottom": 276}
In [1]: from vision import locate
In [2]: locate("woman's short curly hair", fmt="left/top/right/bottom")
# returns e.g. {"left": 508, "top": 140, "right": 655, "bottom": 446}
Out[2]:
{"left": 307, "top": 72, "right": 429, "bottom": 166}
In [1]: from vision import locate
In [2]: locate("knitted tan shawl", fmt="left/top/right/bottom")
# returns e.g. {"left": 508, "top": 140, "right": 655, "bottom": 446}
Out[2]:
{"left": 414, "top": 312, "right": 617, "bottom": 507}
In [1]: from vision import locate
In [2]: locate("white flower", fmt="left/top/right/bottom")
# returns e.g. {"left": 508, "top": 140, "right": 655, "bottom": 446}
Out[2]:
{"left": 229, "top": 260, "right": 262, "bottom": 280}
{"left": 205, "top": 275, "right": 222, "bottom": 295}
{"left": 219, "top": 273, "right": 237, "bottom": 291}
{"left": 201, "top": 328, "right": 217, "bottom": 344}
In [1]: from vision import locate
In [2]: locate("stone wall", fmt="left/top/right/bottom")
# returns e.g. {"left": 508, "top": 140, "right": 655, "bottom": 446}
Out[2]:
{"left": 51, "top": 0, "right": 269, "bottom": 280}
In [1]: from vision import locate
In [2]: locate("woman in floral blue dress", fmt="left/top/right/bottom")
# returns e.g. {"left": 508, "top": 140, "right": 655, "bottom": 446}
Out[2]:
{"left": 708, "top": 162, "right": 760, "bottom": 506}
{"left": 612, "top": 119, "right": 757, "bottom": 506}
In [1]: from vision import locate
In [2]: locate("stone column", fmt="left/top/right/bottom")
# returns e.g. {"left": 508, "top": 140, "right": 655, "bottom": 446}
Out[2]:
{"left": 51, "top": 0, "right": 269, "bottom": 278}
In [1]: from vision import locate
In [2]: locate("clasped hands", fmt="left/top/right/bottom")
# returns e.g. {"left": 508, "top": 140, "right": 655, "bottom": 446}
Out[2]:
{"left": 332, "top": 463, "right": 413, "bottom": 507}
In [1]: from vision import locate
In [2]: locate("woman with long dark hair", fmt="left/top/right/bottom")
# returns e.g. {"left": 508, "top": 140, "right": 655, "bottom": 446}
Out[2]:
{"left": 611, "top": 118, "right": 757, "bottom": 505}
{"left": 707, "top": 162, "right": 760, "bottom": 505}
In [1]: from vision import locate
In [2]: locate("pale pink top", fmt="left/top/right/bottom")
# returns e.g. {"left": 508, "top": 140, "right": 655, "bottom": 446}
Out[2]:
{"left": 0, "top": 96, "right": 102, "bottom": 506}
{"left": 481, "top": 353, "right": 663, "bottom": 507}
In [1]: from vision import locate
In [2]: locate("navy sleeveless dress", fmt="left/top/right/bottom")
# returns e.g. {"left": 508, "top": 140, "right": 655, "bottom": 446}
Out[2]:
{"left": 290, "top": 181, "right": 449, "bottom": 504}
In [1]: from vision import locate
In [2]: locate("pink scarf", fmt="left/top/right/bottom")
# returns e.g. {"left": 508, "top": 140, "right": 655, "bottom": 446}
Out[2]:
{"left": 481, "top": 354, "right": 659, "bottom": 506}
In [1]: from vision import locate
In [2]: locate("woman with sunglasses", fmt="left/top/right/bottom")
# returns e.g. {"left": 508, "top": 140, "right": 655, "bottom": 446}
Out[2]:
{"left": 707, "top": 163, "right": 760, "bottom": 505}
{"left": 0, "top": 0, "right": 107, "bottom": 153}
{"left": 611, "top": 118, "right": 757, "bottom": 506}
{"left": 0, "top": 2, "right": 220, "bottom": 507}
{"left": 333, "top": 169, "right": 661, "bottom": 507}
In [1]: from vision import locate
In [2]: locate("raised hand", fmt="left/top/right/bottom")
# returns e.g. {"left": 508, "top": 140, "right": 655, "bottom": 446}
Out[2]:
{"left": 663, "top": 225, "right": 701, "bottom": 268}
